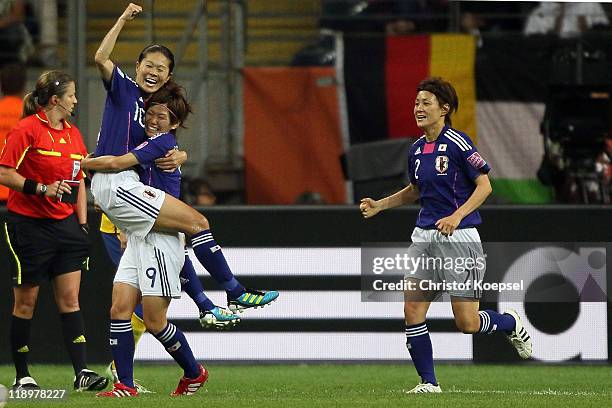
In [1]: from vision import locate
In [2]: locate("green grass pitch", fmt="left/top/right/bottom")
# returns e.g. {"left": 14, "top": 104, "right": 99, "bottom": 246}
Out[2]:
{"left": 1, "top": 364, "right": 611, "bottom": 407}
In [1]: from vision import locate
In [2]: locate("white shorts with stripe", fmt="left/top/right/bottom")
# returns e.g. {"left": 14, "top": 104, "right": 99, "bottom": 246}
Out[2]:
{"left": 406, "top": 227, "right": 486, "bottom": 299}
{"left": 114, "top": 232, "right": 185, "bottom": 298}
{"left": 91, "top": 171, "right": 165, "bottom": 238}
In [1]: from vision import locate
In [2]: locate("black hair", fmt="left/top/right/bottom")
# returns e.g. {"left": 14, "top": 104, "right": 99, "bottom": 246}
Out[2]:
{"left": 416, "top": 77, "right": 459, "bottom": 126}
{"left": 138, "top": 44, "right": 175, "bottom": 73}
{"left": 146, "top": 80, "right": 193, "bottom": 132}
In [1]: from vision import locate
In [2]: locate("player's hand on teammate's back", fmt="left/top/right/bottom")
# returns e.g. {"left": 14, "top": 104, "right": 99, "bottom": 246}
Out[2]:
{"left": 121, "top": 3, "right": 143, "bottom": 21}
{"left": 435, "top": 213, "right": 462, "bottom": 236}
{"left": 155, "top": 149, "right": 187, "bottom": 172}
{"left": 360, "top": 198, "right": 382, "bottom": 219}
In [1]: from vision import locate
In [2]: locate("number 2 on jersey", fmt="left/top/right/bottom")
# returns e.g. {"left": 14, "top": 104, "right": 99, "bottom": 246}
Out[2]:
{"left": 414, "top": 159, "right": 421, "bottom": 180}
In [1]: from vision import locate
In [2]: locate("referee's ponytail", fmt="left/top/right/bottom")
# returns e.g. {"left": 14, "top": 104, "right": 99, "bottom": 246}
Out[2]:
{"left": 416, "top": 77, "right": 459, "bottom": 126}
{"left": 22, "top": 70, "right": 75, "bottom": 118}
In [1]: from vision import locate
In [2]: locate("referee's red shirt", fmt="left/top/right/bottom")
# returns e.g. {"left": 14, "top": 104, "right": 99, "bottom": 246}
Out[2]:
{"left": 0, "top": 111, "right": 87, "bottom": 219}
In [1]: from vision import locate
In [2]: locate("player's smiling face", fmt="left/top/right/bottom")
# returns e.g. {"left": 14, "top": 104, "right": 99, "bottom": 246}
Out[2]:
{"left": 414, "top": 90, "right": 447, "bottom": 130}
{"left": 135, "top": 52, "right": 172, "bottom": 94}
{"left": 144, "top": 104, "right": 178, "bottom": 137}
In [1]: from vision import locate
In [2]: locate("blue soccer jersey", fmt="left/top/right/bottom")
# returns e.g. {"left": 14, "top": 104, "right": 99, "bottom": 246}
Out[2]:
{"left": 95, "top": 65, "right": 147, "bottom": 157}
{"left": 407, "top": 126, "right": 491, "bottom": 229}
{"left": 131, "top": 133, "right": 181, "bottom": 199}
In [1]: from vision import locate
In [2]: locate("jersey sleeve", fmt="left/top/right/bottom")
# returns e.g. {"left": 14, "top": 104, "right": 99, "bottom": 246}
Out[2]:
{"left": 0, "top": 124, "right": 33, "bottom": 170}
{"left": 131, "top": 134, "right": 176, "bottom": 166}
{"left": 104, "top": 65, "right": 138, "bottom": 106}
{"left": 450, "top": 132, "right": 491, "bottom": 180}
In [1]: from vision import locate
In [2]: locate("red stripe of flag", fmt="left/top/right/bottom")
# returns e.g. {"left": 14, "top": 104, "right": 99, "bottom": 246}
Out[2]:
{"left": 385, "top": 35, "right": 430, "bottom": 139}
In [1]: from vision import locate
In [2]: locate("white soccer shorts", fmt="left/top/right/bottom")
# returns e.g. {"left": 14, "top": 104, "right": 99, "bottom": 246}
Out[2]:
{"left": 405, "top": 227, "right": 486, "bottom": 299}
{"left": 91, "top": 171, "right": 165, "bottom": 238}
{"left": 114, "top": 232, "right": 185, "bottom": 298}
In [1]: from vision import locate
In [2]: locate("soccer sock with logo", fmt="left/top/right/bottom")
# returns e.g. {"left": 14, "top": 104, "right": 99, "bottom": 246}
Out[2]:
{"left": 110, "top": 320, "right": 135, "bottom": 388}
{"left": 180, "top": 255, "right": 215, "bottom": 311}
{"left": 11, "top": 315, "right": 32, "bottom": 379}
{"left": 191, "top": 230, "right": 245, "bottom": 299}
{"left": 153, "top": 323, "right": 199, "bottom": 378}
{"left": 405, "top": 322, "right": 437, "bottom": 385}
{"left": 60, "top": 311, "right": 87, "bottom": 375}
{"left": 478, "top": 310, "right": 516, "bottom": 334}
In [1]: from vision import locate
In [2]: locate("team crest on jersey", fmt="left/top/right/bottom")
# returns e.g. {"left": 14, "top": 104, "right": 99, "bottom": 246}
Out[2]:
{"left": 467, "top": 152, "right": 486, "bottom": 169}
{"left": 435, "top": 155, "right": 449, "bottom": 174}
{"left": 143, "top": 189, "right": 157, "bottom": 199}
{"left": 438, "top": 144, "right": 447, "bottom": 152}
{"left": 415, "top": 147, "right": 421, "bottom": 155}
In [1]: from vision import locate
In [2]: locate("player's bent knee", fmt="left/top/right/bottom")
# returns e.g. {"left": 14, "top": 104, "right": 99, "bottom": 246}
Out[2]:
{"left": 13, "top": 303, "right": 36, "bottom": 318}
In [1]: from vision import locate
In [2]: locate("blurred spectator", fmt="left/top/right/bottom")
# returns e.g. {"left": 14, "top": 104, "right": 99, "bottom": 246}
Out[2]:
{"left": 524, "top": 2, "right": 609, "bottom": 38}
{"left": 0, "top": 0, "right": 30, "bottom": 65}
{"left": 188, "top": 178, "right": 217, "bottom": 206}
{"left": 0, "top": 63, "right": 26, "bottom": 202}
{"left": 460, "top": 12, "right": 484, "bottom": 47}
{"left": 294, "top": 191, "right": 326, "bottom": 205}
{"left": 386, "top": 0, "right": 448, "bottom": 35}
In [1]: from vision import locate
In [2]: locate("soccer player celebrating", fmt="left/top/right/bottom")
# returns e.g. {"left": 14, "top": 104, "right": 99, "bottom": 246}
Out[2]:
{"left": 92, "top": 2, "right": 278, "bottom": 315}
{"left": 359, "top": 77, "right": 532, "bottom": 393}
{"left": 92, "top": 83, "right": 209, "bottom": 397}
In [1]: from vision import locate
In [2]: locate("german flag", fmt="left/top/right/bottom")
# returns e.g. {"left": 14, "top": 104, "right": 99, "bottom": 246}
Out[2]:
{"left": 344, "top": 34, "right": 477, "bottom": 144}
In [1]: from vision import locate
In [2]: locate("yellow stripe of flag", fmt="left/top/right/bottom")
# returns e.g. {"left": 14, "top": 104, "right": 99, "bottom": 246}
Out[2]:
{"left": 429, "top": 34, "right": 477, "bottom": 144}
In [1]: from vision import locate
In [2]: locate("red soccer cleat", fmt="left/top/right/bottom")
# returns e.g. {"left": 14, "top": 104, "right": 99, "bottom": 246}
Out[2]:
{"left": 96, "top": 382, "right": 138, "bottom": 398}
{"left": 170, "top": 364, "right": 208, "bottom": 396}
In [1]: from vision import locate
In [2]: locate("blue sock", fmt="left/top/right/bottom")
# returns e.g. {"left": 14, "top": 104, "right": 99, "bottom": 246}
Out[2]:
{"left": 180, "top": 254, "right": 215, "bottom": 311}
{"left": 191, "top": 230, "right": 245, "bottom": 299}
{"left": 110, "top": 320, "right": 134, "bottom": 388}
{"left": 405, "top": 322, "right": 437, "bottom": 385}
{"left": 153, "top": 323, "right": 199, "bottom": 378}
{"left": 133, "top": 303, "right": 144, "bottom": 321}
{"left": 478, "top": 310, "right": 516, "bottom": 334}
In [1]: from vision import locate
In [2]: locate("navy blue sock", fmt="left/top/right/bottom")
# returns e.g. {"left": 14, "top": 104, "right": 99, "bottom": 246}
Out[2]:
{"left": 405, "top": 322, "right": 437, "bottom": 385}
{"left": 153, "top": 323, "right": 199, "bottom": 378}
{"left": 478, "top": 310, "right": 516, "bottom": 334}
{"left": 133, "top": 304, "right": 144, "bottom": 321}
{"left": 191, "top": 230, "right": 245, "bottom": 299}
{"left": 180, "top": 254, "right": 215, "bottom": 311}
{"left": 110, "top": 320, "right": 134, "bottom": 388}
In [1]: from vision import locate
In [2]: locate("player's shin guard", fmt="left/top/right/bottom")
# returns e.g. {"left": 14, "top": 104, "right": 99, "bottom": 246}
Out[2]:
{"left": 478, "top": 310, "right": 516, "bottom": 334}
{"left": 180, "top": 254, "right": 215, "bottom": 311}
{"left": 405, "top": 322, "right": 437, "bottom": 386}
{"left": 130, "top": 312, "right": 146, "bottom": 346}
{"left": 11, "top": 315, "right": 32, "bottom": 379}
{"left": 110, "top": 320, "right": 135, "bottom": 388}
{"left": 153, "top": 323, "right": 200, "bottom": 379}
{"left": 60, "top": 311, "right": 87, "bottom": 375}
{"left": 191, "top": 230, "right": 245, "bottom": 299}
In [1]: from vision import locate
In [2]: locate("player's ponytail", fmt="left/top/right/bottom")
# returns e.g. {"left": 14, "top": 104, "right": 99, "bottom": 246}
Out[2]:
{"left": 22, "top": 91, "right": 39, "bottom": 118}
{"left": 417, "top": 77, "right": 459, "bottom": 126}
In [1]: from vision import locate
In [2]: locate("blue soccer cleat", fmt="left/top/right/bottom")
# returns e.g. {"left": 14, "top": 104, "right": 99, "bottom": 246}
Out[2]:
{"left": 228, "top": 289, "right": 279, "bottom": 312}
{"left": 199, "top": 306, "right": 241, "bottom": 329}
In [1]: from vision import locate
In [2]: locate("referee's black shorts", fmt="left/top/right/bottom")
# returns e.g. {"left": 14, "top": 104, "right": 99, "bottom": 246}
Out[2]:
{"left": 4, "top": 212, "right": 89, "bottom": 286}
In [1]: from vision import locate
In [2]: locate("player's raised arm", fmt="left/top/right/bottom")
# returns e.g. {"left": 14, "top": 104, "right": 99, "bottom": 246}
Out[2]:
{"left": 94, "top": 3, "right": 143, "bottom": 82}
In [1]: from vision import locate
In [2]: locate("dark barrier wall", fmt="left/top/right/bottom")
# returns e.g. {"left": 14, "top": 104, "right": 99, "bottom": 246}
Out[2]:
{"left": 0, "top": 206, "right": 610, "bottom": 363}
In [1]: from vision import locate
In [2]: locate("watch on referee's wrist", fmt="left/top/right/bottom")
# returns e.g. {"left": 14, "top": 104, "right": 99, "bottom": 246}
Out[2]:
{"left": 38, "top": 184, "right": 47, "bottom": 196}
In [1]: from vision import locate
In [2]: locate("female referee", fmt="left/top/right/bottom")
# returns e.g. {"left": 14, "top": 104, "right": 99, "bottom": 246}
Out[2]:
{"left": 359, "top": 77, "right": 532, "bottom": 393}
{"left": 92, "top": 2, "right": 278, "bottom": 315}
{"left": 0, "top": 70, "right": 107, "bottom": 391}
